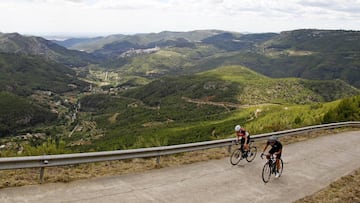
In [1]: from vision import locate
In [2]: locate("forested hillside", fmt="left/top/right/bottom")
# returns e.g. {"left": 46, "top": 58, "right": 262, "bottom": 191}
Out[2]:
{"left": 73, "top": 66, "right": 359, "bottom": 151}
{"left": 0, "top": 53, "right": 87, "bottom": 95}
{"left": 0, "top": 92, "right": 56, "bottom": 137}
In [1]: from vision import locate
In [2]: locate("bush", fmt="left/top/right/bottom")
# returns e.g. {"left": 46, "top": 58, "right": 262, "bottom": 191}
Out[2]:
{"left": 323, "top": 95, "right": 360, "bottom": 123}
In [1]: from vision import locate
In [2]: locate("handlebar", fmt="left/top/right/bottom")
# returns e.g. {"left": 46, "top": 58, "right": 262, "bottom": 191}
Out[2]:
{"left": 261, "top": 153, "right": 277, "bottom": 160}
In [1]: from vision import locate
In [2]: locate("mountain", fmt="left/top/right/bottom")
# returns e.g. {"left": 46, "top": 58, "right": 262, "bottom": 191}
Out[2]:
{"left": 199, "top": 65, "right": 360, "bottom": 104}
{"left": 202, "top": 32, "right": 277, "bottom": 51}
{"left": 263, "top": 29, "right": 360, "bottom": 52}
{"left": 0, "top": 33, "right": 101, "bottom": 66}
{"left": 56, "top": 30, "right": 226, "bottom": 53}
{"left": 124, "top": 65, "right": 359, "bottom": 106}
{"left": 56, "top": 34, "right": 127, "bottom": 52}
{"left": 52, "top": 37, "right": 103, "bottom": 50}
{"left": 167, "top": 29, "right": 360, "bottom": 88}
{"left": 55, "top": 29, "right": 360, "bottom": 89}
{"left": 0, "top": 53, "right": 88, "bottom": 95}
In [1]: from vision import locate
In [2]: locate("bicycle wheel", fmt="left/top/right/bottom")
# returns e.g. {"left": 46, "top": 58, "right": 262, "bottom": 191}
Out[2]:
{"left": 246, "top": 146, "right": 257, "bottom": 162}
{"left": 262, "top": 162, "right": 272, "bottom": 183}
{"left": 230, "top": 149, "right": 242, "bottom": 165}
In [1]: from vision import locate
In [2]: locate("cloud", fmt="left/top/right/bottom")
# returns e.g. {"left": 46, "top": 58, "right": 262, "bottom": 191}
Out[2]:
{"left": 297, "top": 0, "right": 360, "bottom": 15}
{"left": 91, "top": 0, "right": 169, "bottom": 10}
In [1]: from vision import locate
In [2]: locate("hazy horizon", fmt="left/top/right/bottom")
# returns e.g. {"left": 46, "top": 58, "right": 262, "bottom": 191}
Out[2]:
{"left": 7, "top": 27, "right": 360, "bottom": 41}
{"left": 1, "top": 0, "right": 360, "bottom": 38}
{"left": 22, "top": 29, "right": 275, "bottom": 40}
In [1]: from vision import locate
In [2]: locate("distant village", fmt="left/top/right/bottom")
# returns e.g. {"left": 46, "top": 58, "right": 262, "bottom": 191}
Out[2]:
{"left": 120, "top": 46, "right": 160, "bottom": 57}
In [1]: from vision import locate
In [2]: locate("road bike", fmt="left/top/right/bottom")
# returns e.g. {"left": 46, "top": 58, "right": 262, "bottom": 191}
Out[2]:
{"left": 260, "top": 153, "right": 283, "bottom": 183}
{"left": 230, "top": 140, "right": 257, "bottom": 165}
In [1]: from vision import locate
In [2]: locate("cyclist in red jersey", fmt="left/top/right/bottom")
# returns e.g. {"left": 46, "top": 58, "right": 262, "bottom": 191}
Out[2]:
{"left": 234, "top": 125, "right": 250, "bottom": 152}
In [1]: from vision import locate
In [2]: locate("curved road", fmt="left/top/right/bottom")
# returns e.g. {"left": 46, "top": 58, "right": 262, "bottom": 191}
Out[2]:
{"left": 1, "top": 131, "right": 359, "bottom": 203}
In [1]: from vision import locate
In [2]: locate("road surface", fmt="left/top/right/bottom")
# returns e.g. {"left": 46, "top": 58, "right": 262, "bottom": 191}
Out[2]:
{"left": 1, "top": 131, "right": 359, "bottom": 203}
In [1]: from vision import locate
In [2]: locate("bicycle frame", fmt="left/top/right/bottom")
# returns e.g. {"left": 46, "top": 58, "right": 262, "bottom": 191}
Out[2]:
{"left": 268, "top": 155, "right": 277, "bottom": 173}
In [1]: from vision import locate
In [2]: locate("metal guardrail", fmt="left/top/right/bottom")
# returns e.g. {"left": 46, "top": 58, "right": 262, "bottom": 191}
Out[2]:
{"left": 0, "top": 121, "right": 359, "bottom": 183}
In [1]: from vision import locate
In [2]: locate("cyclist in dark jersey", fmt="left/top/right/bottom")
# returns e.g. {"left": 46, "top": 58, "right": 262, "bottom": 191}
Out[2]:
{"left": 262, "top": 137, "right": 283, "bottom": 177}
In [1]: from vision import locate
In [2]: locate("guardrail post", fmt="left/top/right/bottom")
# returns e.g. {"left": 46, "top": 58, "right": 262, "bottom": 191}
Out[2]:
{"left": 228, "top": 145, "right": 232, "bottom": 153}
{"left": 156, "top": 156, "right": 160, "bottom": 168}
{"left": 39, "top": 159, "right": 49, "bottom": 184}
{"left": 39, "top": 167, "right": 45, "bottom": 184}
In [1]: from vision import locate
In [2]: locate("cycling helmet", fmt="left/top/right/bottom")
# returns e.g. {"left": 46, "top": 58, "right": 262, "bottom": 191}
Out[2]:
{"left": 235, "top": 125, "right": 241, "bottom": 131}
{"left": 268, "top": 136, "right": 277, "bottom": 142}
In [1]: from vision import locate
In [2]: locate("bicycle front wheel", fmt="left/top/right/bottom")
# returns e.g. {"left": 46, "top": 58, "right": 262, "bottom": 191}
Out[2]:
{"left": 246, "top": 146, "right": 257, "bottom": 162}
{"left": 262, "top": 162, "right": 272, "bottom": 183}
{"left": 230, "top": 149, "right": 242, "bottom": 165}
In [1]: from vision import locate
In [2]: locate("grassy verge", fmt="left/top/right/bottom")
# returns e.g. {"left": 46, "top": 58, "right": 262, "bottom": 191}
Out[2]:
{"left": 0, "top": 128, "right": 358, "bottom": 191}
{"left": 294, "top": 169, "right": 360, "bottom": 203}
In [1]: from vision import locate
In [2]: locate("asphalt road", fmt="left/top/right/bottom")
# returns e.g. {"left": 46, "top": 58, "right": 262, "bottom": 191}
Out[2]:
{"left": 1, "top": 131, "right": 359, "bottom": 203}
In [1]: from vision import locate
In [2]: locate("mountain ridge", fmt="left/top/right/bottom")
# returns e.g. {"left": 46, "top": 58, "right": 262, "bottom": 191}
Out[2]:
{"left": 0, "top": 32, "right": 101, "bottom": 66}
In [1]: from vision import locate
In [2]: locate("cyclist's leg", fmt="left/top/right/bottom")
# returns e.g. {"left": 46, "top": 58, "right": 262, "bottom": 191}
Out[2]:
{"left": 268, "top": 148, "right": 277, "bottom": 171}
{"left": 275, "top": 152, "right": 282, "bottom": 172}
{"left": 268, "top": 147, "right": 276, "bottom": 158}
{"left": 245, "top": 135, "right": 250, "bottom": 151}
{"left": 240, "top": 138, "right": 245, "bottom": 152}
{"left": 240, "top": 138, "right": 248, "bottom": 157}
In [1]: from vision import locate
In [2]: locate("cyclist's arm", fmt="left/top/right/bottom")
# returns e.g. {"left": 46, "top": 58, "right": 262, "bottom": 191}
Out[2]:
{"left": 235, "top": 132, "right": 241, "bottom": 143}
{"left": 262, "top": 144, "right": 269, "bottom": 153}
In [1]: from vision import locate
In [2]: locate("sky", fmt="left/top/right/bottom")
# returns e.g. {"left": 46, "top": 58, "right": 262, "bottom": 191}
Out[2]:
{"left": 1, "top": 0, "right": 360, "bottom": 37}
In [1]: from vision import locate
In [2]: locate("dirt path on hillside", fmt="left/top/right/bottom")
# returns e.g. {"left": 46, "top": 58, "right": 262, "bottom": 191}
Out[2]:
{"left": 181, "top": 96, "right": 276, "bottom": 111}
{"left": 1, "top": 131, "right": 359, "bottom": 203}
{"left": 182, "top": 96, "right": 242, "bottom": 111}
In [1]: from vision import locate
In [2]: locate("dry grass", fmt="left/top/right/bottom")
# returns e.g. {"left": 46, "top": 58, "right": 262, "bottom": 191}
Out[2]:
{"left": 0, "top": 147, "right": 230, "bottom": 189}
{"left": 0, "top": 128, "right": 358, "bottom": 193}
{"left": 294, "top": 169, "right": 360, "bottom": 203}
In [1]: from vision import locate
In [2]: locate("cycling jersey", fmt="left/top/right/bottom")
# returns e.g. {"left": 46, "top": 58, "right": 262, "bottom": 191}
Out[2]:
{"left": 236, "top": 128, "right": 248, "bottom": 138}
{"left": 236, "top": 128, "right": 250, "bottom": 151}
{"left": 267, "top": 140, "right": 282, "bottom": 151}
{"left": 267, "top": 140, "right": 282, "bottom": 158}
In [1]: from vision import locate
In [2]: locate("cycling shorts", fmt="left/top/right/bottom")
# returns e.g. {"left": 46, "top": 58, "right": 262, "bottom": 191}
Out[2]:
{"left": 269, "top": 147, "right": 281, "bottom": 159}
{"left": 240, "top": 136, "right": 250, "bottom": 145}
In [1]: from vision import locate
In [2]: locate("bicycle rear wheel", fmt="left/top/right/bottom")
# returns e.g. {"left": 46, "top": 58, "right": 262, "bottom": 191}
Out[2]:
{"left": 246, "top": 146, "right": 257, "bottom": 162}
{"left": 262, "top": 162, "right": 272, "bottom": 183}
{"left": 230, "top": 149, "right": 242, "bottom": 165}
